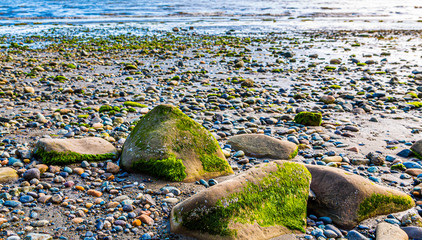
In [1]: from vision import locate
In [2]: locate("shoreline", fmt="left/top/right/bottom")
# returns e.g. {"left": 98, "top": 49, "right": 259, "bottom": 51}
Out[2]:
{"left": 0, "top": 29, "right": 421, "bottom": 239}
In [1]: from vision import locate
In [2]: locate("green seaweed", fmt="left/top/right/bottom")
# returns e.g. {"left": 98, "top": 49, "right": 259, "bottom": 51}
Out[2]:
{"left": 390, "top": 163, "right": 406, "bottom": 171}
{"left": 294, "top": 112, "right": 322, "bottom": 126}
{"left": 99, "top": 105, "right": 113, "bottom": 113}
{"left": 123, "top": 101, "right": 147, "bottom": 108}
{"left": 289, "top": 146, "right": 299, "bottom": 159}
{"left": 132, "top": 155, "right": 186, "bottom": 181}
{"left": 407, "top": 102, "right": 422, "bottom": 108}
{"left": 411, "top": 149, "right": 422, "bottom": 160}
{"left": 178, "top": 162, "right": 311, "bottom": 236}
{"left": 357, "top": 193, "right": 414, "bottom": 221}
{"left": 35, "top": 148, "right": 116, "bottom": 165}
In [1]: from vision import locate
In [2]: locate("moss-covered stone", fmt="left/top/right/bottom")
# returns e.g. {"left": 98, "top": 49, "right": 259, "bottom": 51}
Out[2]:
{"left": 34, "top": 137, "right": 118, "bottom": 165}
{"left": 123, "top": 101, "right": 147, "bottom": 108}
{"left": 171, "top": 161, "right": 311, "bottom": 240}
{"left": 358, "top": 193, "right": 414, "bottom": 221}
{"left": 294, "top": 112, "right": 322, "bottom": 126}
{"left": 35, "top": 149, "right": 116, "bottom": 165}
{"left": 120, "top": 104, "right": 233, "bottom": 182}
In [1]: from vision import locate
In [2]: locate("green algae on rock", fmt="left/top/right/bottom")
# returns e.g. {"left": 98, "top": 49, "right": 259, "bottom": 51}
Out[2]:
{"left": 34, "top": 137, "right": 118, "bottom": 165}
{"left": 171, "top": 161, "right": 311, "bottom": 240}
{"left": 357, "top": 193, "right": 414, "bottom": 221}
{"left": 120, "top": 104, "right": 233, "bottom": 182}
{"left": 306, "top": 165, "right": 415, "bottom": 229}
{"left": 294, "top": 112, "right": 322, "bottom": 126}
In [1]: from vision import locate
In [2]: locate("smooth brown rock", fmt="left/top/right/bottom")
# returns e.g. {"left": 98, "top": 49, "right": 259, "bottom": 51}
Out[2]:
{"left": 306, "top": 165, "right": 414, "bottom": 229}
{"left": 87, "top": 189, "right": 102, "bottom": 197}
{"left": 227, "top": 134, "right": 298, "bottom": 160}
{"left": 405, "top": 169, "right": 422, "bottom": 176}
{"left": 138, "top": 214, "right": 154, "bottom": 226}
{"left": 106, "top": 162, "right": 120, "bottom": 174}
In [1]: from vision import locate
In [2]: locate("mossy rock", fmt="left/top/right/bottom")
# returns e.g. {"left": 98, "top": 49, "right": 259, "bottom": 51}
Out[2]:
{"left": 34, "top": 137, "right": 118, "bottom": 165}
{"left": 411, "top": 140, "right": 422, "bottom": 160}
{"left": 294, "top": 112, "right": 322, "bottom": 126}
{"left": 120, "top": 104, "right": 233, "bottom": 182}
{"left": 306, "top": 165, "right": 414, "bottom": 229}
{"left": 171, "top": 160, "right": 311, "bottom": 240}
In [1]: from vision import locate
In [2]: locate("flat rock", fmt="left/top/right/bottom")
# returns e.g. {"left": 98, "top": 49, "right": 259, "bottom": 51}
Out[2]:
{"left": 23, "top": 233, "right": 53, "bottom": 240}
{"left": 376, "top": 222, "right": 408, "bottom": 240}
{"left": 34, "top": 137, "right": 118, "bottom": 165}
{"left": 401, "top": 226, "right": 422, "bottom": 239}
{"left": 306, "top": 165, "right": 414, "bottom": 229}
{"left": 227, "top": 134, "right": 298, "bottom": 160}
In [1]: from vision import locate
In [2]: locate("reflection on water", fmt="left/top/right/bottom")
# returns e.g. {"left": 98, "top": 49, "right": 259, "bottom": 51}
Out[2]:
{"left": 0, "top": 0, "right": 420, "bottom": 34}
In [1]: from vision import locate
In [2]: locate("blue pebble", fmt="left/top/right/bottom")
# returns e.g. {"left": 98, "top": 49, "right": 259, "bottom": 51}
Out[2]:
{"left": 369, "top": 176, "right": 381, "bottom": 183}
{"left": 346, "top": 230, "right": 368, "bottom": 240}
{"left": 384, "top": 218, "right": 401, "bottom": 225}
{"left": 403, "top": 161, "right": 422, "bottom": 169}
{"left": 318, "top": 216, "right": 332, "bottom": 224}
{"left": 140, "top": 233, "right": 151, "bottom": 240}
{"left": 19, "top": 195, "right": 34, "bottom": 203}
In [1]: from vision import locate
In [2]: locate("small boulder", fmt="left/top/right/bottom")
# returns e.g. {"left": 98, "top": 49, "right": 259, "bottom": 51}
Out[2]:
{"left": 106, "top": 162, "right": 120, "bottom": 174}
{"left": 0, "top": 167, "right": 18, "bottom": 183}
{"left": 306, "top": 165, "right": 414, "bottom": 229}
{"left": 320, "top": 95, "right": 336, "bottom": 104}
{"left": 171, "top": 160, "right": 311, "bottom": 240}
{"left": 411, "top": 140, "right": 422, "bottom": 159}
{"left": 294, "top": 112, "right": 322, "bottom": 126}
{"left": 120, "top": 105, "right": 233, "bottom": 182}
{"left": 34, "top": 137, "right": 118, "bottom": 165}
{"left": 376, "top": 222, "right": 408, "bottom": 240}
{"left": 23, "top": 168, "right": 40, "bottom": 180}
{"left": 227, "top": 134, "right": 298, "bottom": 160}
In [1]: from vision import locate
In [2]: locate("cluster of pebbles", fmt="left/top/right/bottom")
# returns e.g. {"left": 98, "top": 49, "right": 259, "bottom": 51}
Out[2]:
{"left": 0, "top": 30, "right": 421, "bottom": 239}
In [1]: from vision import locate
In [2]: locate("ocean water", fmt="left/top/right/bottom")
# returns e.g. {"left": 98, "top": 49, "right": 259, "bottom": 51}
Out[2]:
{"left": 0, "top": 0, "right": 421, "bottom": 35}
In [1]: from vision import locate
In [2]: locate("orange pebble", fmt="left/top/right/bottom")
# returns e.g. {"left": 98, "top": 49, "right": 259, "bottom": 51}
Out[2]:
{"left": 75, "top": 186, "right": 85, "bottom": 191}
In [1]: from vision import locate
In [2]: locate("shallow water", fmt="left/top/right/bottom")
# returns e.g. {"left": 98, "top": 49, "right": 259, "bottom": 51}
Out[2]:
{"left": 0, "top": 0, "right": 421, "bottom": 35}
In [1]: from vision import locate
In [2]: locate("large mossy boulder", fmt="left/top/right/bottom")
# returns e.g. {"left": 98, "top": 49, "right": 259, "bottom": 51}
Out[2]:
{"left": 171, "top": 161, "right": 311, "bottom": 240}
{"left": 294, "top": 112, "right": 322, "bottom": 126}
{"left": 411, "top": 139, "right": 422, "bottom": 159}
{"left": 306, "top": 165, "right": 414, "bottom": 229}
{"left": 120, "top": 104, "right": 233, "bottom": 182}
{"left": 227, "top": 134, "right": 298, "bottom": 160}
{"left": 34, "top": 137, "right": 118, "bottom": 165}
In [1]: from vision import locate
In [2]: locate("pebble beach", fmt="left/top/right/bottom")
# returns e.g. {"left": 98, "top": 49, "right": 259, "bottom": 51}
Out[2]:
{"left": 0, "top": 1, "right": 422, "bottom": 240}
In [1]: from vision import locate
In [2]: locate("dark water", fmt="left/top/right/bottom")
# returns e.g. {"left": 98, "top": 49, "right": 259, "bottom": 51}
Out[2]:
{"left": 0, "top": 0, "right": 421, "bottom": 35}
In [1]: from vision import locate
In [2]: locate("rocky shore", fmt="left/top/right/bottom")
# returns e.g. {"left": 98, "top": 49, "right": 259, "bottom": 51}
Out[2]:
{"left": 0, "top": 29, "right": 421, "bottom": 240}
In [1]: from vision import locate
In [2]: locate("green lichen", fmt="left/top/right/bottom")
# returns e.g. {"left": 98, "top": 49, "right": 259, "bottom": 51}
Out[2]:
{"left": 35, "top": 149, "right": 116, "bottom": 165}
{"left": 407, "top": 102, "right": 422, "bottom": 108}
{"left": 358, "top": 193, "right": 414, "bottom": 221}
{"left": 123, "top": 101, "right": 147, "bottom": 108}
{"left": 294, "top": 112, "right": 322, "bottom": 126}
{"left": 390, "top": 163, "right": 406, "bottom": 171}
{"left": 179, "top": 162, "right": 310, "bottom": 236}
{"left": 289, "top": 146, "right": 299, "bottom": 159}
{"left": 99, "top": 105, "right": 113, "bottom": 113}
{"left": 132, "top": 155, "right": 186, "bottom": 181}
